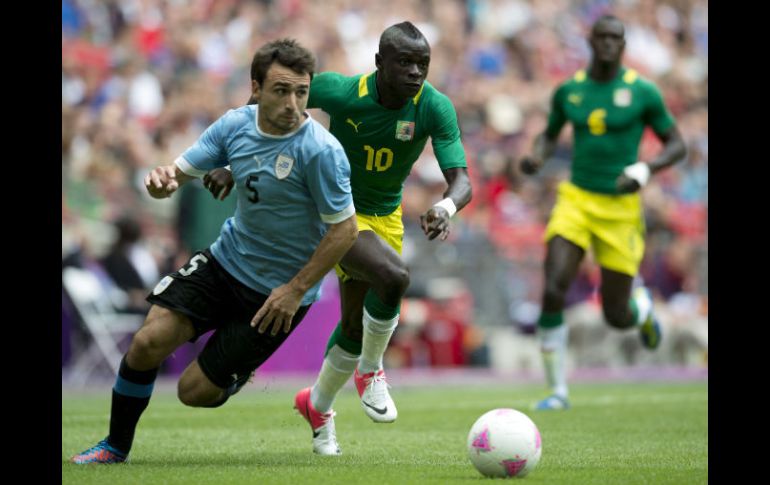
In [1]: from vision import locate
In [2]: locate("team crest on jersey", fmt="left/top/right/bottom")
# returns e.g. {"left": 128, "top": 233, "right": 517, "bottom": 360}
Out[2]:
{"left": 275, "top": 154, "right": 294, "bottom": 179}
{"left": 152, "top": 276, "right": 174, "bottom": 295}
{"left": 614, "top": 88, "right": 632, "bottom": 107}
{"left": 395, "top": 120, "right": 415, "bottom": 141}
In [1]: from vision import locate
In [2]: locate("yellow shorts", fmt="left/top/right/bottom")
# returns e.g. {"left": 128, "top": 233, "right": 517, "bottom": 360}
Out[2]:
{"left": 545, "top": 181, "right": 645, "bottom": 276}
{"left": 335, "top": 207, "right": 404, "bottom": 281}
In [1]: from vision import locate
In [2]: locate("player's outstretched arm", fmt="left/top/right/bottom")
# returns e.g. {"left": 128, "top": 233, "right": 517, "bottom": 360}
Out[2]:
{"left": 520, "top": 132, "right": 559, "bottom": 175}
{"left": 144, "top": 163, "right": 195, "bottom": 199}
{"left": 648, "top": 125, "right": 687, "bottom": 174}
{"left": 616, "top": 126, "right": 687, "bottom": 193}
{"left": 251, "top": 214, "right": 358, "bottom": 335}
{"left": 420, "top": 167, "right": 472, "bottom": 241}
{"left": 203, "top": 167, "right": 235, "bottom": 200}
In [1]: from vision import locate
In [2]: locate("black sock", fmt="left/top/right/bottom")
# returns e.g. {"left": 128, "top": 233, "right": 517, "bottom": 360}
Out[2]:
{"left": 107, "top": 356, "right": 158, "bottom": 454}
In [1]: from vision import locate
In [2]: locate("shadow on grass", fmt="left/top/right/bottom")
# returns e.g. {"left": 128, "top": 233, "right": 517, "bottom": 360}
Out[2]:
{"left": 64, "top": 451, "right": 363, "bottom": 468}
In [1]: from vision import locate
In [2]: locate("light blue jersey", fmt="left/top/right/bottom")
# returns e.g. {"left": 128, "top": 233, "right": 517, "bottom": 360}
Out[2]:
{"left": 176, "top": 105, "right": 354, "bottom": 305}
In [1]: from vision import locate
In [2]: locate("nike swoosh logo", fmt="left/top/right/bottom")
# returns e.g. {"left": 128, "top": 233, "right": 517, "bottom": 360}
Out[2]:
{"left": 363, "top": 401, "right": 388, "bottom": 415}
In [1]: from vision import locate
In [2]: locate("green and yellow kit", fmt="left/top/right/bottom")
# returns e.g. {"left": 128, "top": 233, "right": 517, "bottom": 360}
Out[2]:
{"left": 308, "top": 71, "right": 467, "bottom": 217}
{"left": 544, "top": 67, "right": 676, "bottom": 275}
{"left": 546, "top": 67, "right": 675, "bottom": 194}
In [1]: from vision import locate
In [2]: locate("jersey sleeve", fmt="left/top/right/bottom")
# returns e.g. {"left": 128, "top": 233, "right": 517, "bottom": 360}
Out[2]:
{"left": 545, "top": 83, "right": 568, "bottom": 138}
{"left": 305, "top": 144, "right": 355, "bottom": 224}
{"left": 178, "top": 110, "right": 237, "bottom": 176}
{"left": 308, "top": 72, "right": 344, "bottom": 112}
{"left": 641, "top": 80, "right": 676, "bottom": 135}
{"left": 429, "top": 93, "right": 467, "bottom": 170}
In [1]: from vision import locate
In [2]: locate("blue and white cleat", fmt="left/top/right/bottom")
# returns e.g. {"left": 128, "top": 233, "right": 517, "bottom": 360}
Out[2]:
{"left": 533, "top": 394, "right": 571, "bottom": 411}
{"left": 71, "top": 438, "right": 127, "bottom": 464}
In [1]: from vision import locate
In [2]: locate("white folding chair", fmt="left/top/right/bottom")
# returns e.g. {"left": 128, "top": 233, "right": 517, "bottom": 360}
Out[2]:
{"left": 62, "top": 266, "right": 144, "bottom": 386}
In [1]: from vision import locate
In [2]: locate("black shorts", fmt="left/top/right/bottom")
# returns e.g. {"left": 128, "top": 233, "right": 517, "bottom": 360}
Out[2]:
{"left": 146, "top": 249, "right": 311, "bottom": 389}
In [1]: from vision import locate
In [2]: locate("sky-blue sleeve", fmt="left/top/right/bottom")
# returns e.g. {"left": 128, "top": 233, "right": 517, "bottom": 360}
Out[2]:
{"left": 180, "top": 111, "right": 233, "bottom": 171}
{"left": 305, "top": 144, "right": 354, "bottom": 224}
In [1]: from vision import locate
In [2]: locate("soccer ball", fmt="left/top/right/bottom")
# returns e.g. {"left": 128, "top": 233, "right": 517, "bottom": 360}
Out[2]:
{"left": 466, "top": 408, "right": 542, "bottom": 478}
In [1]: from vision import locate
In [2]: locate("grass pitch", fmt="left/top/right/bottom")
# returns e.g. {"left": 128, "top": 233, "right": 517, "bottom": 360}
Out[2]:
{"left": 63, "top": 380, "right": 707, "bottom": 484}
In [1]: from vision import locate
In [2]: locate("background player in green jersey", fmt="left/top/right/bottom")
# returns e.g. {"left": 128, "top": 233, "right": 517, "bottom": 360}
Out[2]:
{"left": 519, "top": 15, "right": 687, "bottom": 411}
{"left": 206, "top": 22, "right": 472, "bottom": 454}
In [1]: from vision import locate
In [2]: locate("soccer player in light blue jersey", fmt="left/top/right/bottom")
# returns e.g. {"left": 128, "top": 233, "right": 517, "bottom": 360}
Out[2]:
{"left": 71, "top": 39, "right": 358, "bottom": 464}
{"left": 205, "top": 22, "right": 473, "bottom": 455}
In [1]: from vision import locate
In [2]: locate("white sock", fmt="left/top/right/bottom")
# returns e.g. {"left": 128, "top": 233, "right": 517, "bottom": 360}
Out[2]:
{"left": 538, "top": 324, "right": 569, "bottom": 398}
{"left": 358, "top": 308, "right": 399, "bottom": 375}
{"left": 310, "top": 345, "right": 358, "bottom": 413}
{"left": 632, "top": 287, "right": 652, "bottom": 325}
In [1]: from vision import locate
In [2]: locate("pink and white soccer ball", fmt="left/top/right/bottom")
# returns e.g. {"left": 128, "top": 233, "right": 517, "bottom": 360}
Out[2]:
{"left": 466, "top": 408, "right": 542, "bottom": 478}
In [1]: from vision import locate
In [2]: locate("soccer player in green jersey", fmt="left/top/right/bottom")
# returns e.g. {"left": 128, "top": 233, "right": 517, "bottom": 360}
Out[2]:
{"left": 206, "top": 22, "right": 472, "bottom": 454}
{"left": 519, "top": 15, "right": 687, "bottom": 411}
{"left": 294, "top": 22, "right": 472, "bottom": 454}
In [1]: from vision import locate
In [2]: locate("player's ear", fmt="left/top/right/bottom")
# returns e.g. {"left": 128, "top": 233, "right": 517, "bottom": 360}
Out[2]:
{"left": 251, "top": 79, "right": 261, "bottom": 102}
{"left": 375, "top": 53, "right": 383, "bottom": 70}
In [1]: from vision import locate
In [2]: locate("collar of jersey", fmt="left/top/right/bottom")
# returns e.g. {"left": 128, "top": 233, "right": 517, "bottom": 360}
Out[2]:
{"left": 252, "top": 105, "right": 312, "bottom": 139}
{"left": 582, "top": 66, "right": 630, "bottom": 85}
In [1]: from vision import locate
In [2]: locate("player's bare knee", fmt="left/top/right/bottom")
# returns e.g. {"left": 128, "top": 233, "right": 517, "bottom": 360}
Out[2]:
{"left": 177, "top": 383, "right": 196, "bottom": 406}
{"left": 177, "top": 379, "right": 219, "bottom": 407}
{"left": 127, "top": 329, "right": 165, "bottom": 367}
{"left": 379, "top": 264, "right": 410, "bottom": 300}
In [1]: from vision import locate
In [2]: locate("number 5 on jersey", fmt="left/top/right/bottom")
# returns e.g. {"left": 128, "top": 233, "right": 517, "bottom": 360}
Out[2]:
{"left": 179, "top": 253, "right": 209, "bottom": 276}
{"left": 246, "top": 174, "right": 259, "bottom": 203}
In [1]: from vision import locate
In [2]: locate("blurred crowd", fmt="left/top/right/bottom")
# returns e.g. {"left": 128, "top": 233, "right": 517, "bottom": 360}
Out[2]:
{"left": 62, "top": 0, "right": 707, "bottom": 370}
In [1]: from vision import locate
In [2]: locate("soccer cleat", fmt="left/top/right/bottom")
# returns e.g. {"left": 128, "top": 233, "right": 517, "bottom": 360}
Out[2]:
{"left": 635, "top": 287, "right": 662, "bottom": 350}
{"left": 354, "top": 368, "right": 398, "bottom": 423}
{"left": 294, "top": 387, "right": 341, "bottom": 456}
{"left": 533, "top": 394, "right": 571, "bottom": 411}
{"left": 70, "top": 438, "right": 128, "bottom": 464}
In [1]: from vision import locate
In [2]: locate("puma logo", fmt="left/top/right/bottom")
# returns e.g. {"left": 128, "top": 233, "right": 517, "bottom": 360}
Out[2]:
{"left": 346, "top": 118, "right": 362, "bottom": 132}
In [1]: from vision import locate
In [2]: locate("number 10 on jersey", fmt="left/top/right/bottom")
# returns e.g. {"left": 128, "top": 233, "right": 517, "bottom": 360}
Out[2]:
{"left": 364, "top": 145, "right": 394, "bottom": 172}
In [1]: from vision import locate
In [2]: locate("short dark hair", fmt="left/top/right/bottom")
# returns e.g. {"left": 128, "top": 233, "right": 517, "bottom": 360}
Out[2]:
{"left": 250, "top": 38, "right": 316, "bottom": 86}
{"left": 591, "top": 14, "right": 624, "bottom": 35}
{"left": 379, "top": 21, "right": 427, "bottom": 53}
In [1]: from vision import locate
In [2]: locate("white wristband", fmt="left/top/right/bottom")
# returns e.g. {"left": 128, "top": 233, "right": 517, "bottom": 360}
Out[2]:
{"left": 433, "top": 198, "right": 457, "bottom": 217}
{"left": 623, "top": 161, "right": 651, "bottom": 187}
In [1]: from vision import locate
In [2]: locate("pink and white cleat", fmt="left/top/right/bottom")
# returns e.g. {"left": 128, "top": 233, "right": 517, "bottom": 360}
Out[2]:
{"left": 354, "top": 369, "right": 398, "bottom": 423}
{"left": 294, "top": 387, "right": 341, "bottom": 455}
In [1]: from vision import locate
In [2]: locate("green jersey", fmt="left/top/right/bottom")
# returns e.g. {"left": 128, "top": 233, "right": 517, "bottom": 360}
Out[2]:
{"left": 308, "top": 71, "right": 467, "bottom": 215}
{"left": 546, "top": 67, "right": 675, "bottom": 194}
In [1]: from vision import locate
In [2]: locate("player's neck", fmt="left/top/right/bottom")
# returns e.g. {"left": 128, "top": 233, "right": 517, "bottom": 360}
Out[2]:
{"left": 588, "top": 62, "right": 621, "bottom": 82}
{"left": 257, "top": 112, "right": 308, "bottom": 137}
{"left": 375, "top": 73, "right": 409, "bottom": 110}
